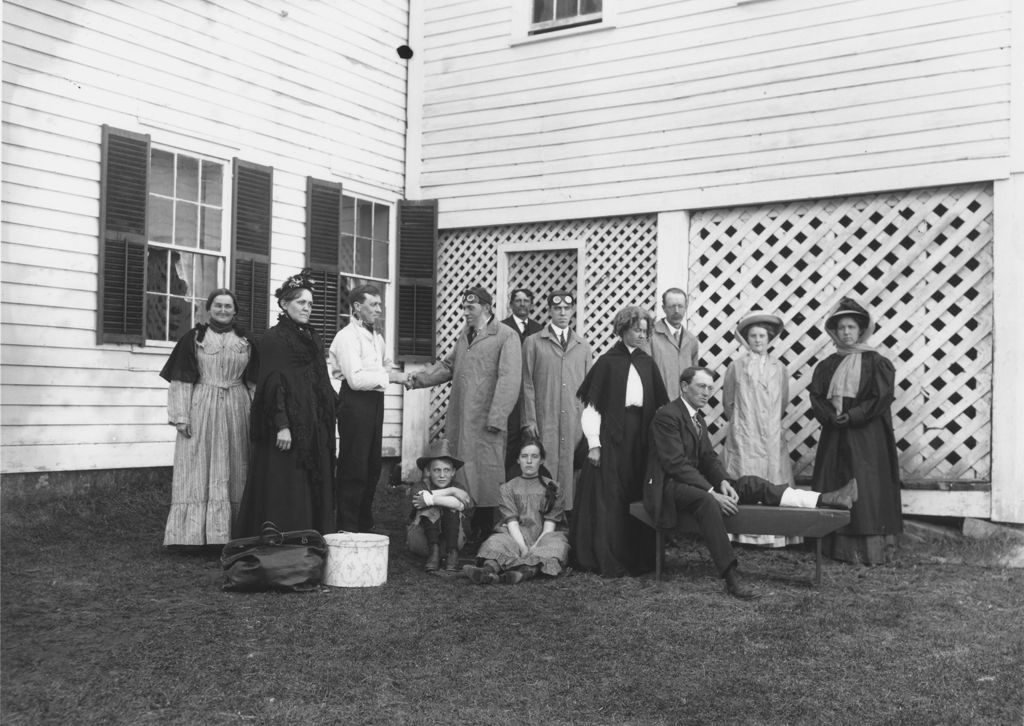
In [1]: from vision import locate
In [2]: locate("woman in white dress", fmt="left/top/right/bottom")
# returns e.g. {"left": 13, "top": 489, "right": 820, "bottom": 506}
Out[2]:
{"left": 159, "top": 289, "right": 256, "bottom": 545}
{"left": 721, "top": 311, "right": 799, "bottom": 548}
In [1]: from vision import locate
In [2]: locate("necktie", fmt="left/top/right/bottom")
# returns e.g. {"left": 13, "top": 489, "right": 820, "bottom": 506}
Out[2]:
{"left": 467, "top": 328, "right": 476, "bottom": 344}
{"left": 560, "top": 331, "right": 568, "bottom": 351}
{"left": 693, "top": 412, "right": 704, "bottom": 439}
{"left": 673, "top": 328, "right": 681, "bottom": 345}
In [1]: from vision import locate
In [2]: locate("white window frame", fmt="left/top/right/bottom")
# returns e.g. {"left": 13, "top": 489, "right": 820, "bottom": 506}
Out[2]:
{"left": 145, "top": 144, "right": 231, "bottom": 343}
{"left": 510, "top": 0, "right": 616, "bottom": 46}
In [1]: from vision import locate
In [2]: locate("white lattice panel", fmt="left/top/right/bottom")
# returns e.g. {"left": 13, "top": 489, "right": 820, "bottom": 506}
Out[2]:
{"left": 432, "top": 215, "right": 657, "bottom": 439}
{"left": 689, "top": 183, "right": 994, "bottom": 483}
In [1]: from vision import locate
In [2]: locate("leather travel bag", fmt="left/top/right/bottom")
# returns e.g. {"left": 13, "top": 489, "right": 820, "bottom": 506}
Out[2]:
{"left": 221, "top": 521, "right": 327, "bottom": 592}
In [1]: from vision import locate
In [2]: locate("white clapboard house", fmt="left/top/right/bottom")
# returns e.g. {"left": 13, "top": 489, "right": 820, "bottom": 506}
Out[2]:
{"left": 3, "top": 1, "right": 1022, "bottom": 526}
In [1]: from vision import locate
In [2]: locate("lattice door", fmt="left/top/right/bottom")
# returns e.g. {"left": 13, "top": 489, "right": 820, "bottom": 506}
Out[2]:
{"left": 432, "top": 215, "right": 657, "bottom": 440}
{"left": 689, "top": 183, "right": 993, "bottom": 483}
{"left": 507, "top": 249, "right": 578, "bottom": 327}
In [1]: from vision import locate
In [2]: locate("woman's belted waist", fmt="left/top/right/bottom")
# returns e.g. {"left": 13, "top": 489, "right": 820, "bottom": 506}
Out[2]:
{"left": 197, "top": 380, "right": 246, "bottom": 391}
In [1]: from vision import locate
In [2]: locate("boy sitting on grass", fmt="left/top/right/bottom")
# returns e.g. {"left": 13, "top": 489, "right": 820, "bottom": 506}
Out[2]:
{"left": 407, "top": 439, "right": 475, "bottom": 573}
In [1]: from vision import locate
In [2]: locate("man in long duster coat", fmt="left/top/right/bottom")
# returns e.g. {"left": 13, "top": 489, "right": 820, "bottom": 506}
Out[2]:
{"left": 521, "top": 291, "right": 592, "bottom": 507}
{"left": 412, "top": 288, "right": 522, "bottom": 509}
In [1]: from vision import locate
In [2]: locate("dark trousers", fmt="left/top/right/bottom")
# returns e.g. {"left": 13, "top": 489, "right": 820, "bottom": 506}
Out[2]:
{"left": 666, "top": 476, "right": 788, "bottom": 576}
{"left": 421, "top": 509, "right": 461, "bottom": 551}
{"left": 335, "top": 384, "right": 384, "bottom": 532}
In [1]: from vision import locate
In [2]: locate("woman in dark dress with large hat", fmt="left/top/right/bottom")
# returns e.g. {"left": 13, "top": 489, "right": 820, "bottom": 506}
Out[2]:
{"left": 809, "top": 297, "right": 903, "bottom": 564}
{"left": 236, "top": 269, "right": 337, "bottom": 535}
{"left": 572, "top": 306, "right": 668, "bottom": 577}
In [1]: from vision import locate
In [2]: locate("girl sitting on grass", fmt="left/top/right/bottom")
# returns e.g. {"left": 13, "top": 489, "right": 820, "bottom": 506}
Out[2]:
{"left": 463, "top": 440, "right": 570, "bottom": 585}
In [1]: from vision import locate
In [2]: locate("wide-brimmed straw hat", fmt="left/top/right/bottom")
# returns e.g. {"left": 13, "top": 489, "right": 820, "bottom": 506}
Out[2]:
{"left": 737, "top": 311, "right": 784, "bottom": 341}
{"left": 824, "top": 297, "right": 871, "bottom": 332}
{"left": 416, "top": 438, "right": 465, "bottom": 471}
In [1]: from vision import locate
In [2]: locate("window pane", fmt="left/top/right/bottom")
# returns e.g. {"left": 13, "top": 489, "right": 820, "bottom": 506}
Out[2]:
{"left": 357, "top": 199, "right": 373, "bottom": 237}
{"left": 581, "top": 0, "right": 601, "bottom": 12}
{"left": 176, "top": 155, "right": 199, "bottom": 202}
{"left": 201, "top": 161, "right": 223, "bottom": 206}
{"left": 201, "top": 207, "right": 222, "bottom": 250}
{"left": 372, "top": 240, "right": 388, "bottom": 279}
{"left": 175, "top": 201, "right": 198, "bottom": 247}
{"left": 151, "top": 149, "right": 174, "bottom": 196}
{"left": 148, "top": 196, "right": 173, "bottom": 244}
{"left": 373, "top": 203, "right": 389, "bottom": 241}
{"left": 167, "top": 295, "right": 191, "bottom": 341}
{"left": 341, "top": 196, "right": 356, "bottom": 235}
{"left": 170, "top": 251, "right": 194, "bottom": 297}
{"left": 355, "top": 237, "right": 372, "bottom": 277}
{"left": 556, "top": 0, "right": 578, "bottom": 20}
{"left": 340, "top": 234, "right": 354, "bottom": 274}
{"left": 146, "top": 248, "right": 169, "bottom": 293}
{"left": 145, "top": 293, "right": 167, "bottom": 340}
{"left": 197, "top": 254, "right": 219, "bottom": 298}
{"left": 192, "top": 300, "right": 206, "bottom": 327}
{"left": 533, "top": 0, "right": 553, "bottom": 23}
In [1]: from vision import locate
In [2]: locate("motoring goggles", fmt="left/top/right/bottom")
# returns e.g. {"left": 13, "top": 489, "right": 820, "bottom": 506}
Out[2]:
{"left": 548, "top": 294, "right": 575, "bottom": 305}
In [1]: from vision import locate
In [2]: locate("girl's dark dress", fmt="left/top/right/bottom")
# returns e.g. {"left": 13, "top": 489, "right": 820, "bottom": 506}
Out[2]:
{"left": 236, "top": 314, "right": 336, "bottom": 535}
{"left": 571, "top": 342, "right": 668, "bottom": 577}
{"left": 809, "top": 350, "right": 903, "bottom": 563}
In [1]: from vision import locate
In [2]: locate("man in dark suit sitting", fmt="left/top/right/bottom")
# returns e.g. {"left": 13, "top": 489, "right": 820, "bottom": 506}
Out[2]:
{"left": 644, "top": 366, "right": 858, "bottom": 599}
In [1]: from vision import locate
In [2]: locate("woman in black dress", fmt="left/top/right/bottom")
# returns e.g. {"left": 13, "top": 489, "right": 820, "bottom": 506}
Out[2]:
{"left": 572, "top": 306, "right": 668, "bottom": 577}
{"left": 809, "top": 297, "right": 902, "bottom": 564}
{"left": 236, "top": 269, "right": 337, "bottom": 535}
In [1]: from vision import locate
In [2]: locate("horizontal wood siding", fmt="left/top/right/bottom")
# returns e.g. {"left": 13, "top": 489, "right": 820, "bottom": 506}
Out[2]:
{"left": 419, "top": 0, "right": 1012, "bottom": 228}
{"left": 1, "top": 0, "right": 409, "bottom": 473}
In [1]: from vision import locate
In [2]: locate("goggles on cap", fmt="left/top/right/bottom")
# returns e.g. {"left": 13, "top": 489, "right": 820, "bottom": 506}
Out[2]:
{"left": 549, "top": 294, "right": 575, "bottom": 305}
{"left": 462, "top": 291, "right": 482, "bottom": 303}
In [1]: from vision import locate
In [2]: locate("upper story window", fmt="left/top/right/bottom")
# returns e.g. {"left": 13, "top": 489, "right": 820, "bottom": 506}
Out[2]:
{"left": 146, "top": 149, "right": 228, "bottom": 341}
{"left": 530, "top": 0, "right": 603, "bottom": 35}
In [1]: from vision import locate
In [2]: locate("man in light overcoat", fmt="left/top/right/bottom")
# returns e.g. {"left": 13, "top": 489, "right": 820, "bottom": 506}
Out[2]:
{"left": 521, "top": 290, "right": 592, "bottom": 508}
{"left": 410, "top": 286, "right": 522, "bottom": 532}
{"left": 645, "top": 287, "right": 700, "bottom": 401}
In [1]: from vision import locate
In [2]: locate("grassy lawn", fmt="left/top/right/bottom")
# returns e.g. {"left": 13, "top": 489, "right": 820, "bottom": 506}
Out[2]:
{"left": 2, "top": 479, "right": 1021, "bottom": 725}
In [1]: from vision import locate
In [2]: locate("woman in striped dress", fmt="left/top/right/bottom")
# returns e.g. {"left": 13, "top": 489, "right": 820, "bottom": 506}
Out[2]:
{"left": 160, "top": 288, "right": 256, "bottom": 545}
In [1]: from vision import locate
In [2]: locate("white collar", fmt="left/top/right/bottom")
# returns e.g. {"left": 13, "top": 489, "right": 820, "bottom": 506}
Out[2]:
{"left": 679, "top": 396, "right": 701, "bottom": 420}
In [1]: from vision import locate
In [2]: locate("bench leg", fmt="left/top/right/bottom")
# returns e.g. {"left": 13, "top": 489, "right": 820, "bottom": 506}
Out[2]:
{"left": 814, "top": 537, "right": 822, "bottom": 587}
{"left": 656, "top": 530, "right": 663, "bottom": 582}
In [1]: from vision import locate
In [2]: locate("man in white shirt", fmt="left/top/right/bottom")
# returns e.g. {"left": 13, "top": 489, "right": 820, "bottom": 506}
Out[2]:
{"left": 329, "top": 284, "right": 406, "bottom": 533}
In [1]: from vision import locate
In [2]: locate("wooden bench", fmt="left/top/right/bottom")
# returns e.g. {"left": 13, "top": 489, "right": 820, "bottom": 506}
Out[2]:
{"left": 629, "top": 501, "right": 851, "bottom": 586}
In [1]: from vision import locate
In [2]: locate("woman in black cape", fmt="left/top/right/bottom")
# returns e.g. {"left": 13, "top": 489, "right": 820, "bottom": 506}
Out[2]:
{"left": 236, "top": 269, "right": 337, "bottom": 535}
{"left": 571, "top": 305, "right": 668, "bottom": 577}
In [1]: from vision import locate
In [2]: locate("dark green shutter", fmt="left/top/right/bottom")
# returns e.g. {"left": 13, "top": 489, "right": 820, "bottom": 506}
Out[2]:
{"left": 396, "top": 200, "right": 437, "bottom": 361}
{"left": 97, "top": 125, "right": 149, "bottom": 344}
{"left": 232, "top": 160, "right": 273, "bottom": 335}
{"left": 305, "top": 177, "right": 342, "bottom": 342}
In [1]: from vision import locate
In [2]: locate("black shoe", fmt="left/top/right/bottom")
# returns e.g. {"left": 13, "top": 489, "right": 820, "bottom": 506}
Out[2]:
{"left": 425, "top": 545, "right": 441, "bottom": 572}
{"left": 444, "top": 549, "right": 460, "bottom": 571}
{"left": 724, "top": 569, "right": 759, "bottom": 600}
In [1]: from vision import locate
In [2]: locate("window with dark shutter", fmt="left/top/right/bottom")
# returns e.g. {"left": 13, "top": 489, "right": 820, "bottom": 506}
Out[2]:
{"left": 232, "top": 160, "right": 273, "bottom": 336}
{"left": 98, "top": 126, "right": 150, "bottom": 345}
{"left": 396, "top": 200, "right": 437, "bottom": 361}
{"left": 306, "top": 178, "right": 343, "bottom": 342}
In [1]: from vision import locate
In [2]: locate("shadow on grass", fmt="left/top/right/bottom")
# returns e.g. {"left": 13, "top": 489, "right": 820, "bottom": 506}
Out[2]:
{"left": 2, "top": 480, "right": 1022, "bottom": 725}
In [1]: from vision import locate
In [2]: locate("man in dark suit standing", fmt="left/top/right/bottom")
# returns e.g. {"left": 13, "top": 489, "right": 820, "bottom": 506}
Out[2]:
{"left": 644, "top": 366, "right": 857, "bottom": 599}
{"left": 501, "top": 288, "right": 543, "bottom": 472}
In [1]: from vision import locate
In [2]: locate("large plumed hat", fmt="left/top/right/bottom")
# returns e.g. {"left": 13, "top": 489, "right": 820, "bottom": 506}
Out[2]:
{"left": 824, "top": 297, "right": 871, "bottom": 332}
{"left": 416, "top": 438, "right": 465, "bottom": 471}
{"left": 736, "top": 310, "right": 784, "bottom": 341}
